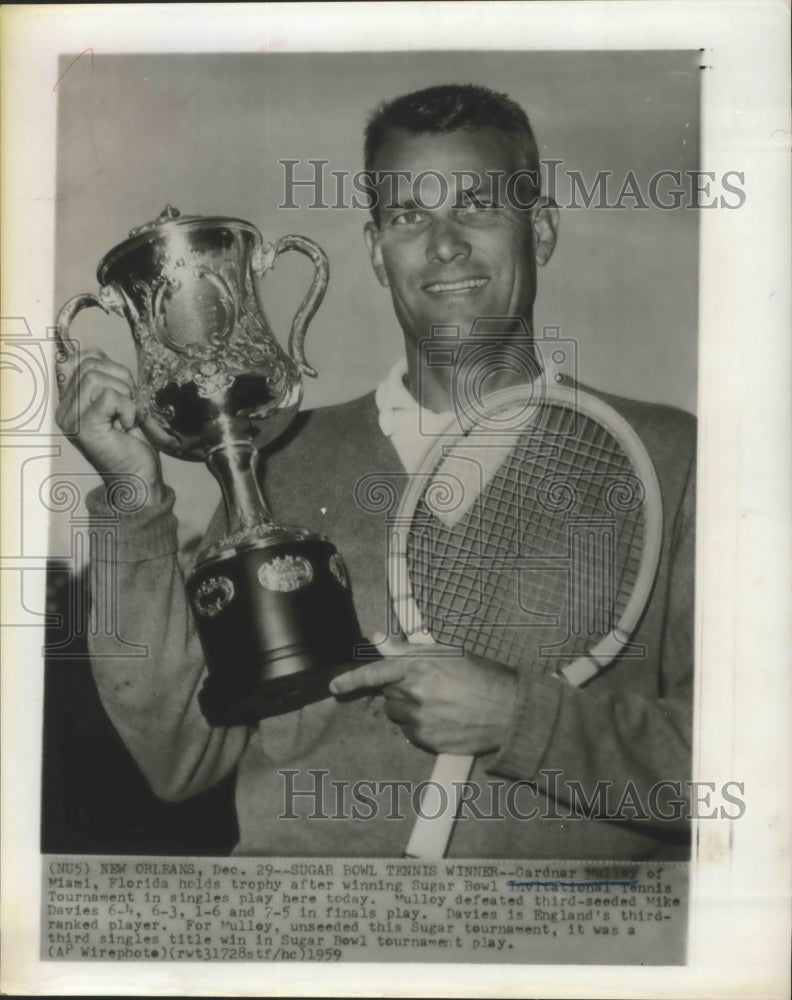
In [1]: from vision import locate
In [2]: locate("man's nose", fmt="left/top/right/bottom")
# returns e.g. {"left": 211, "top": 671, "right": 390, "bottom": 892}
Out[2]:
{"left": 426, "top": 218, "right": 471, "bottom": 263}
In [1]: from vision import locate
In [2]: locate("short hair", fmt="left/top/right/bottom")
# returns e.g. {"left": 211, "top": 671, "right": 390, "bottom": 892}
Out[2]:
{"left": 364, "top": 83, "right": 540, "bottom": 178}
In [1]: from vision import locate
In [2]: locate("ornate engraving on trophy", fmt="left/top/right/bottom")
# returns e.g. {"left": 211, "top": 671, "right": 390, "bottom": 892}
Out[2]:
{"left": 153, "top": 268, "right": 236, "bottom": 352}
{"left": 194, "top": 576, "right": 236, "bottom": 618}
{"left": 329, "top": 553, "right": 351, "bottom": 591}
{"left": 257, "top": 555, "right": 314, "bottom": 593}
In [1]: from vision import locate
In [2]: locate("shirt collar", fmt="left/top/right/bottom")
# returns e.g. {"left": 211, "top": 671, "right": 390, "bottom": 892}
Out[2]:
{"left": 374, "top": 358, "right": 458, "bottom": 472}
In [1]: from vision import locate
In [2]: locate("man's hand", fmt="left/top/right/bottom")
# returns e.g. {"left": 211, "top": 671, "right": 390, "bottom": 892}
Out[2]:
{"left": 55, "top": 346, "right": 166, "bottom": 505}
{"left": 329, "top": 636, "right": 517, "bottom": 756}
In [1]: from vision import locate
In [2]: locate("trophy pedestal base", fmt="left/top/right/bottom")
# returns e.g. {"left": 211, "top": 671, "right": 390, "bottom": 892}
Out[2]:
{"left": 187, "top": 534, "right": 367, "bottom": 726}
{"left": 198, "top": 654, "right": 352, "bottom": 726}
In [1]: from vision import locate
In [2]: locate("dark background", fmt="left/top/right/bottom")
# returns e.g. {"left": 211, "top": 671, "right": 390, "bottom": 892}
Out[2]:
{"left": 41, "top": 563, "right": 238, "bottom": 855}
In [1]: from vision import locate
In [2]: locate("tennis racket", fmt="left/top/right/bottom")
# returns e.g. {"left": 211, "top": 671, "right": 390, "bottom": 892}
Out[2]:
{"left": 387, "top": 382, "right": 663, "bottom": 858}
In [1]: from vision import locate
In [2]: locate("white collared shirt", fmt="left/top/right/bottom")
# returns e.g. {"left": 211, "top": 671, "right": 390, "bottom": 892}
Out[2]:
{"left": 374, "top": 358, "right": 460, "bottom": 474}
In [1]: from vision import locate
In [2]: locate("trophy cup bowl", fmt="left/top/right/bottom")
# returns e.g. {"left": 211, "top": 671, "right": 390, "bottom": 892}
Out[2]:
{"left": 56, "top": 206, "right": 365, "bottom": 724}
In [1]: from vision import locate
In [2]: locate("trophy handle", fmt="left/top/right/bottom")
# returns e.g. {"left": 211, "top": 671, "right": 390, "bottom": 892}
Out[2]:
{"left": 54, "top": 287, "right": 125, "bottom": 362}
{"left": 253, "top": 234, "right": 329, "bottom": 379}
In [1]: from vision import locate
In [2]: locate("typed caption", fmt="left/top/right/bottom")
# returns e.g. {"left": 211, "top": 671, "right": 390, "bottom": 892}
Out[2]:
{"left": 43, "top": 855, "right": 687, "bottom": 965}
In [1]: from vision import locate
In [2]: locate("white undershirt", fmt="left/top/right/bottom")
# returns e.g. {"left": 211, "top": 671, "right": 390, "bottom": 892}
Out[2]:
{"left": 374, "top": 358, "right": 460, "bottom": 474}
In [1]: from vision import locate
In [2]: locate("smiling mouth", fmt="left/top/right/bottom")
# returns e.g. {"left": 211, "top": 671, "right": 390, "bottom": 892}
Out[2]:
{"left": 423, "top": 277, "right": 490, "bottom": 294}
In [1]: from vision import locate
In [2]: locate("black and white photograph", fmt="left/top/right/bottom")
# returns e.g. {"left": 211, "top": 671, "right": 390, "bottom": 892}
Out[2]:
{"left": 1, "top": 3, "right": 790, "bottom": 996}
{"left": 46, "top": 47, "right": 700, "bottom": 863}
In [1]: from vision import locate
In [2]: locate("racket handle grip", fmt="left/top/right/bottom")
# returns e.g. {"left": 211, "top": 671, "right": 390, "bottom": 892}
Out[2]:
{"left": 403, "top": 753, "right": 475, "bottom": 859}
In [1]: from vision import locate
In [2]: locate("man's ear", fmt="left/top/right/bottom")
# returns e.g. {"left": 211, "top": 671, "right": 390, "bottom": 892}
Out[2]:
{"left": 364, "top": 221, "right": 389, "bottom": 287}
{"left": 532, "top": 198, "right": 559, "bottom": 267}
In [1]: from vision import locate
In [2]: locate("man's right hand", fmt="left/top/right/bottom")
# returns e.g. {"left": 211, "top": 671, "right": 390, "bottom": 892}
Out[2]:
{"left": 55, "top": 346, "right": 166, "bottom": 506}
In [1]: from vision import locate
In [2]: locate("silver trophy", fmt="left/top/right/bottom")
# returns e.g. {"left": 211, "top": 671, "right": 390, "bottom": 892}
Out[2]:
{"left": 56, "top": 206, "right": 364, "bottom": 723}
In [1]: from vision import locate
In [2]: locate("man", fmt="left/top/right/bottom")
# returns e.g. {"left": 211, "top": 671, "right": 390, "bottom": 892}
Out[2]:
{"left": 56, "top": 84, "right": 695, "bottom": 859}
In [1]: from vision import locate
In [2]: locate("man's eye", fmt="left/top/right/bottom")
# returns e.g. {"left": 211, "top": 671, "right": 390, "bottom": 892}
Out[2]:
{"left": 392, "top": 210, "right": 427, "bottom": 226}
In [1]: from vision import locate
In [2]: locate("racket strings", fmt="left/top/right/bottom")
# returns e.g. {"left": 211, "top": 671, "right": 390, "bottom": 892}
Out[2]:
{"left": 406, "top": 404, "right": 648, "bottom": 672}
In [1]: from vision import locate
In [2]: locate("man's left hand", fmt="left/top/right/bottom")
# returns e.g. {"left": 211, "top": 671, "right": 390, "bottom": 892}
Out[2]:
{"left": 329, "top": 637, "right": 517, "bottom": 756}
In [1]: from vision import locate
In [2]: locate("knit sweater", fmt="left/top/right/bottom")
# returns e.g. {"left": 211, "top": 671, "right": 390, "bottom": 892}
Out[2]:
{"left": 86, "top": 385, "right": 695, "bottom": 859}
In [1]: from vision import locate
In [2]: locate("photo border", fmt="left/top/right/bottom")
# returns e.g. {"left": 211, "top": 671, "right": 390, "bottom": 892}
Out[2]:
{"left": 2, "top": 3, "right": 790, "bottom": 997}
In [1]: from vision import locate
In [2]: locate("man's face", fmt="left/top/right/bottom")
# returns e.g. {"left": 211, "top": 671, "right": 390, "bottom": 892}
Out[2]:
{"left": 364, "top": 126, "right": 558, "bottom": 354}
